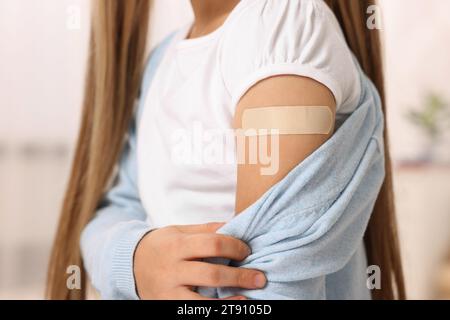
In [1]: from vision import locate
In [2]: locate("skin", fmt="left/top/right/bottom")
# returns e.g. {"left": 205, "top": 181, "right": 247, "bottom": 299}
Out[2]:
{"left": 234, "top": 76, "right": 336, "bottom": 213}
{"left": 134, "top": 0, "right": 336, "bottom": 300}
{"left": 189, "top": 0, "right": 240, "bottom": 38}
{"left": 135, "top": 223, "right": 265, "bottom": 300}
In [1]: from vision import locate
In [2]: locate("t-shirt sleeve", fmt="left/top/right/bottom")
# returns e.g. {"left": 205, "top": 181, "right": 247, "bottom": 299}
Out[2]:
{"left": 220, "top": 0, "right": 361, "bottom": 113}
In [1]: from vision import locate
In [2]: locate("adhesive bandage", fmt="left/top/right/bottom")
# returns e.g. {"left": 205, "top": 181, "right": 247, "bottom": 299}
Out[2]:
{"left": 241, "top": 106, "right": 333, "bottom": 136}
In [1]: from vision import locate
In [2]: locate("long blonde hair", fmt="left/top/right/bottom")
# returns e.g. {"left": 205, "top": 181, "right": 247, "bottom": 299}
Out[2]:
{"left": 47, "top": 0, "right": 405, "bottom": 299}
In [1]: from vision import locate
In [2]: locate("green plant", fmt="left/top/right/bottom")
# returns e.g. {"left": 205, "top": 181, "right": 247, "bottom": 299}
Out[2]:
{"left": 407, "top": 93, "right": 450, "bottom": 141}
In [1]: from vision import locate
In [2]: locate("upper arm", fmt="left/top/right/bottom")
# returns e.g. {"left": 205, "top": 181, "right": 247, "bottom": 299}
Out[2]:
{"left": 220, "top": 0, "right": 359, "bottom": 214}
{"left": 234, "top": 75, "right": 336, "bottom": 214}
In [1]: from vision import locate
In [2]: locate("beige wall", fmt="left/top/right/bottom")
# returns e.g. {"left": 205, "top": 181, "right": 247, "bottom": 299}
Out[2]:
{"left": 381, "top": 0, "right": 450, "bottom": 161}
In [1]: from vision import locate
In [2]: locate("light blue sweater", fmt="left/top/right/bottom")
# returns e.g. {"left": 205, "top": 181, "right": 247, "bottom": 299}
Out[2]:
{"left": 81, "top": 34, "right": 384, "bottom": 300}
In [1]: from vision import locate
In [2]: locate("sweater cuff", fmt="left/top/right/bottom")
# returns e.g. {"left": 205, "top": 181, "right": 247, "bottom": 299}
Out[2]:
{"left": 110, "top": 223, "right": 152, "bottom": 300}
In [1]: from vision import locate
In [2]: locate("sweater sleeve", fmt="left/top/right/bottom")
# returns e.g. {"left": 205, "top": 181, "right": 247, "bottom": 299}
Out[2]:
{"left": 197, "top": 73, "right": 384, "bottom": 300}
{"left": 80, "top": 114, "right": 152, "bottom": 300}
{"left": 80, "top": 33, "right": 175, "bottom": 300}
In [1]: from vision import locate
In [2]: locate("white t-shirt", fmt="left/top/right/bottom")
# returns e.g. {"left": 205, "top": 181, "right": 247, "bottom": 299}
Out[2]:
{"left": 137, "top": 0, "right": 361, "bottom": 228}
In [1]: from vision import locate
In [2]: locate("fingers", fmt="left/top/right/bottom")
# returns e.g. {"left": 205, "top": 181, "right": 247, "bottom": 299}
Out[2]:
{"left": 178, "top": 261, "right": 267, "bottom": 289}
{"left": 177, "top": 288, "right": 247, "bottom": 300}
{"left": 175, "top": 288, "right": 216, "bottom": 300}
{"left": 175, "top": 222, "right": 225, "bottom": 234}
{"left": 180, "top": 233, "right": 251, "bottom": 261}
{"left": 223, "top": 295, "right": 248, "bottom": 300}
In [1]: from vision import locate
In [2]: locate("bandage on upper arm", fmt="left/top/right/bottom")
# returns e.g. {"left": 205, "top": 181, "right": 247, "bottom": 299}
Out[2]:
{"left": 241, "top": 106, "right": 333, "bottom": 136}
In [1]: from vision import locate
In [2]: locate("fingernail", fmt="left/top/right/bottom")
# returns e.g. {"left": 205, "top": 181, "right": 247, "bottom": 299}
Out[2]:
{"left": 254, "top": 273, "right": 266, "bottom": 288}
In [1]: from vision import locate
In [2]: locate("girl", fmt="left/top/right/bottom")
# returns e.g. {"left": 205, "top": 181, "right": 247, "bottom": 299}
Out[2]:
{"left": 47, "top": 0, "right": 405, "bottom": 300}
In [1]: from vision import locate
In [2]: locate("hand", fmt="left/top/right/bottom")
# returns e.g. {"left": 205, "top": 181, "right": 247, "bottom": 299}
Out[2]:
{"left": 134, "top": 222, "right": 266, "bottom": 300}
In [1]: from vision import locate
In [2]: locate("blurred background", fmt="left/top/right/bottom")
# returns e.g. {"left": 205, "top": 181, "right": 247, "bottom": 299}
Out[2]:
{"left": 0, "top": 0, "right": 449, "bottom": 299}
